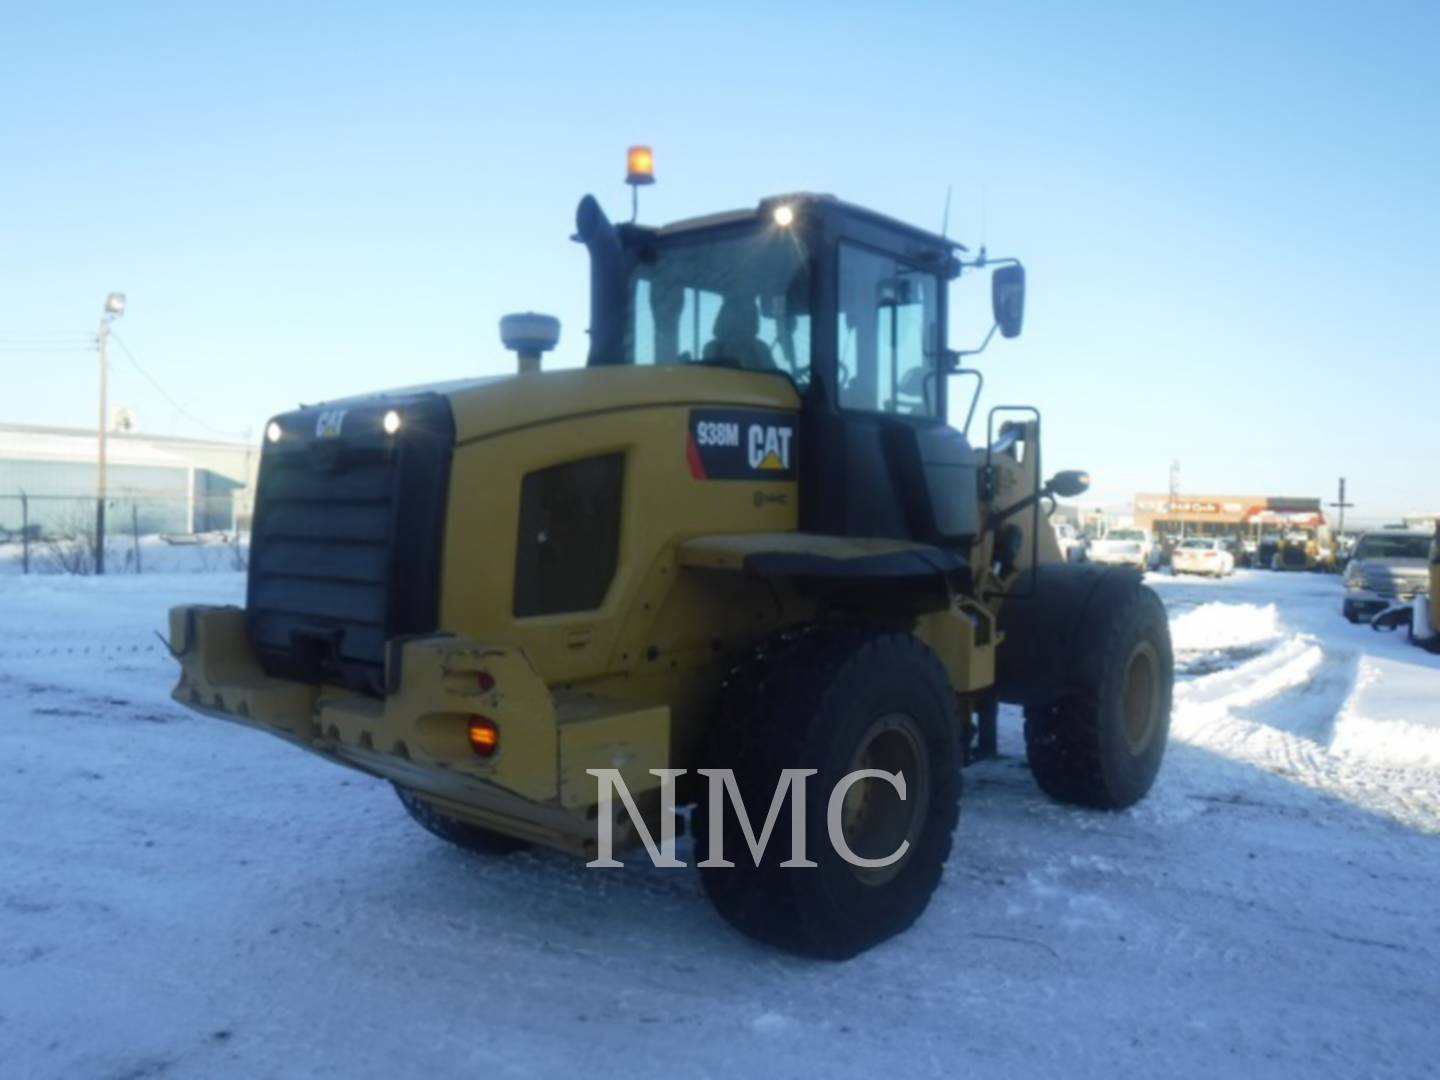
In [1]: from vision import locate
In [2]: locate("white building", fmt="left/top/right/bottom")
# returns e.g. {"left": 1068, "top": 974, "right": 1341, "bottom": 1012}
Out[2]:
{"left": 0, "top": 423, "right": 258, "bottom": 539}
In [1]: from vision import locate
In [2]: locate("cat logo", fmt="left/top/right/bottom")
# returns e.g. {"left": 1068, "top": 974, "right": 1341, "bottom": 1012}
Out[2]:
{"left": 687, "top": 409, "right": 797, "bottom": 481}
{"left": 747, "top": 424, "right": 793, "bottom": 471}
{"left": 314, "top": 409, "right": 348, "bottom": 438}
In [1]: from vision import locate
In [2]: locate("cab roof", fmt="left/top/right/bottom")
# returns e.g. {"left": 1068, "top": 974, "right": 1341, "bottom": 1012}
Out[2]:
{"left": 653, "top": 193, "right": 968, "bottom": 253}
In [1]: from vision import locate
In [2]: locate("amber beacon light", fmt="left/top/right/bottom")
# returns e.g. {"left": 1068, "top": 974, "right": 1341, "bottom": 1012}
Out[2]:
{"left": 625, "top": 145, "right": 655, "bottom": 186}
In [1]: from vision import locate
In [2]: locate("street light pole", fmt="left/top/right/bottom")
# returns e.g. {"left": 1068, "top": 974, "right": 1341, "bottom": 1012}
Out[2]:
{"left": 96, "top": 292, "right": 126, "bottom": 575}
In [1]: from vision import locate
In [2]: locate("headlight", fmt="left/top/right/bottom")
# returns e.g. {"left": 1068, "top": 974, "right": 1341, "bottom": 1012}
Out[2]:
{"left": 382, "top": 410, "right": 402, "bottom": 435}
{"left": 266, "top": 421, "right": 283, "bottom": 444}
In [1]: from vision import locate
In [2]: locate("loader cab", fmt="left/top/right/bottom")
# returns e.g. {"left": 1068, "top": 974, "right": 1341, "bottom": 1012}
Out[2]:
{"left": 579, "top": 192, "right": 987, "bottom": 548}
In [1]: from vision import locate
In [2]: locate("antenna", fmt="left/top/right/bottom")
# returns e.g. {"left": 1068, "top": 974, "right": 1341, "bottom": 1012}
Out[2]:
{"left": 940, "top": 184, "right": 952, "bottom": 241}
{"left": 980, "top": 184, "right": 989, "bottom": 259}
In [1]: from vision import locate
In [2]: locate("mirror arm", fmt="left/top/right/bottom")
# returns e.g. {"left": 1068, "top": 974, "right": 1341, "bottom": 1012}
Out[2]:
{"left": 990, "top": 486, "right": 1047, "bottom": 529}
{"left": 946, "top": 365, "right": 984, "bottom": 436}
{"left": 991, "top": 474, "right": 1078, "bottom": 528}
{"left": 952, "top": 322, "right": 999, "bottom": 363}
{"left": 959, "top": 252, "right": 1021, "bottom": 272}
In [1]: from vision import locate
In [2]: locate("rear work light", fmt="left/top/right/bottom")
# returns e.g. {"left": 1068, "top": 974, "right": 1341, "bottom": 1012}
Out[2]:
{"left": 468, "top": 717, "right": 500, "bottom": 757}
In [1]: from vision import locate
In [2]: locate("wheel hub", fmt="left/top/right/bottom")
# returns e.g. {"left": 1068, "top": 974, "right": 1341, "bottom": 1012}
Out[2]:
{"left": 1120, "top": 643, "right": 1160, "bottom": 753}
{"left": 841, "top": 713, "right": 930, "bottom": 886}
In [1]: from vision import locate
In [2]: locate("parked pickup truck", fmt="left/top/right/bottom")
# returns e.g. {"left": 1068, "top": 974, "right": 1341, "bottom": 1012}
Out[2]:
{"left": 1343, "top": 529, "right": 1431, "bottom": 623}
{"left": 1087, "top": 528, "right": 1151, "bottom": 572}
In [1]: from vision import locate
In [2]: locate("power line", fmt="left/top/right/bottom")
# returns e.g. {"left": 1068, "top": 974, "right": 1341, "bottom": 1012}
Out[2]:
{"left": 0, "top": 344, "right": 93, "bottom": 353}
{"left": 107, "top": 331, "right": 250, "bottom": 441}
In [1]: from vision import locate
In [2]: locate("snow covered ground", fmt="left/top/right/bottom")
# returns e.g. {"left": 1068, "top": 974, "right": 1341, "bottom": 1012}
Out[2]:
{"left": 0, "top": 534, "right": 247, "bottom": 578}
{"left": 1, "top": 569, "right": 1437, "bottom": 1078}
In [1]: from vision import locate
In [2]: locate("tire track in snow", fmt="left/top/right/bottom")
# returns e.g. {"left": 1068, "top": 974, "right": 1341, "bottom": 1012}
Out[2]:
{"left": 1166, "top": 600, "right": 1440, "bottom": 833}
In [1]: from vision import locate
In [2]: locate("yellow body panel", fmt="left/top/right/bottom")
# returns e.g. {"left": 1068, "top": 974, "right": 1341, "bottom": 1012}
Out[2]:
{"left": 439, "top": 366, "right": 800, "bottom": 686}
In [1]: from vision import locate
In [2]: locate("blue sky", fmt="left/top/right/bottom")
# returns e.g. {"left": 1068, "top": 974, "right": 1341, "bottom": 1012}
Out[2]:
{"left": 3, "top": 1, "right": 1436, "bottom": 517}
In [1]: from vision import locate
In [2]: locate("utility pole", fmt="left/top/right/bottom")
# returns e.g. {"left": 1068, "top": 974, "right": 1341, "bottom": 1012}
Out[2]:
{"left": 1168, "top": 459, "right": 1181, "bottom": 540}
{"left": 1329, "top": 477, "right": 1354, "bottom": 537}
{"left": 96, "top": 292, "right": 126, "bottom": 575}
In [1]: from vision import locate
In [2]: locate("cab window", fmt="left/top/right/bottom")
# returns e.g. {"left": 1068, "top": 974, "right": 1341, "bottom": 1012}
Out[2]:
{"left": 626, "top": 230, "right": 811, "bottom": 387}
{"left": 836, "top": 244, "right": 940, "bottom": 418}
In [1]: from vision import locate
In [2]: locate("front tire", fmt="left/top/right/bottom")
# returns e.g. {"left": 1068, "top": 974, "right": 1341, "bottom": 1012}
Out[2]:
{"left": 694, "top": 626, "right": 961, "bottom": 960}
{"left": 1024, "top": 583, "right": 1172, "bottom": 809}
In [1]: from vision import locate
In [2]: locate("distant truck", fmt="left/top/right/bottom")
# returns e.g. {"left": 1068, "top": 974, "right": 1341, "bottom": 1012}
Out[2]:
{"left": 1087, "top": 527, "right": 1151, "bottom": 572}
{"left": 1343, "top": 528, "right": 1432, "bottom": 623}
{"left": 1366, "top": 524, "right": 1439, "bottom": 652}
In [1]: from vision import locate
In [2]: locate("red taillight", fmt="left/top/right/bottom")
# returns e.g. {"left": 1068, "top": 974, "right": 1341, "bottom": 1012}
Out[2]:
{"left": 476, "top": 671, "right": 496, "bottom": 692}
{"left": 468, "top": 717, "right": 500, "bottom": 757}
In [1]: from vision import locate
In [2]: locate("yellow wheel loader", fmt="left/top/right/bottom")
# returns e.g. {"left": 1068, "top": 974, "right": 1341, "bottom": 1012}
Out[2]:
{"left": 169, "top": 173, "right": 1174, "bottom": 958}
{"left": 1269, "top": 529, "right": 1333, "bottom": 571}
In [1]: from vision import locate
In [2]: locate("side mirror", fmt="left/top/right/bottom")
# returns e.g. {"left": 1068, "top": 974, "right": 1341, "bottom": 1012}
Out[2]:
{"left": 1047, "top": 470, "right": 1090, "bottom": 498}
{"left": 992, "top": 264, "right": 1026, "bottom": 339}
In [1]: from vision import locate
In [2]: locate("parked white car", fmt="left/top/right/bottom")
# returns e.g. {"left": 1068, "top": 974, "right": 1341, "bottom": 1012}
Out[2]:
{"left": 1087, "top": 528, "right": 1151, "bottom": 571}
{"left": 1172, "top": 537, "right": 1236, "bottom": 577}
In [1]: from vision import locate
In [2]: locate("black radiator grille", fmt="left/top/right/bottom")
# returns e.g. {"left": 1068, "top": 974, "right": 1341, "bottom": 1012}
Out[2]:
{"left": 246, "top": 394, "right": 455, "bottom": 695}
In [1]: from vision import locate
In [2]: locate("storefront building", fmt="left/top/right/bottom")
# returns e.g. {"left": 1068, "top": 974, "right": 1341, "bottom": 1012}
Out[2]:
{"left": 1134, "top": 494, "right": 1326, "bottom": 541}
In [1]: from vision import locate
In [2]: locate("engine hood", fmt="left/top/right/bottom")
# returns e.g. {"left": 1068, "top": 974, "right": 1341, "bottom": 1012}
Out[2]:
{"left": 441, "top": 365, "right": 802, "bottom": 446}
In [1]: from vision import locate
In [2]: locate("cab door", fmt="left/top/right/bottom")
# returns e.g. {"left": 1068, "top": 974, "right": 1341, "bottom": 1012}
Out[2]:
{"left": 802, "top": 221, "right": 976, "bottom": 546}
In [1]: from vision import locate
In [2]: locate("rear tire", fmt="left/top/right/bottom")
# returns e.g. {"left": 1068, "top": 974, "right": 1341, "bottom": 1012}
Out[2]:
{"left": 694, "top": 626, "right": 961, "bottom": 960}
{"left": 1024, "top": 583, "right": 1172, "bottom": 809}
{"left": 394, "top": 786, "right": 531, "bottom": 855}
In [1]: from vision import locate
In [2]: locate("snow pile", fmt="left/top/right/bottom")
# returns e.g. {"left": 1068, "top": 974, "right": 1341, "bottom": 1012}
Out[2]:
{"left": 1155, "top": 574, "right": 1440, "bottom": 832}
{"left": 1169, "top": 601, "right": 1282, "bottom": 654}
{"left": 1330, "top": 655, "right": 1440, "bottom": 767}
{"left": 1168, "top": 601, "right": 1285, "bottom": 678}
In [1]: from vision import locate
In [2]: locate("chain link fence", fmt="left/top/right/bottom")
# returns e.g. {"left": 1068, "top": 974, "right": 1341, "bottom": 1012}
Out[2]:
{"left": 0, "top": 493, "right": 249, "bottom": 575}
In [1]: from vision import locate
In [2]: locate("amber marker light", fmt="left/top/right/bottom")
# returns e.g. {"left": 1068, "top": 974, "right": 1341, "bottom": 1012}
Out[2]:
{"left": 468, "top": 717, "right": 500, "bottom": 757}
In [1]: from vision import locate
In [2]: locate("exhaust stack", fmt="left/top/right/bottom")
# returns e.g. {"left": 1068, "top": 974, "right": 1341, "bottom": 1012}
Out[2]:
{"left": 499, "top": 312, "right": 561, "bottom": 375}
{"left": 575, "top": 195, "right": 630, "bottom": 366}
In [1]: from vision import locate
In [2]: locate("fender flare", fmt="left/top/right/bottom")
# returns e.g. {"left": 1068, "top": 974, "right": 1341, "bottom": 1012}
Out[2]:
{"left": 678, "top": 532, "right": 970, "bottom": 614}
{"left": 994, "top": 562, "right": 1148, "bottom": 707}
